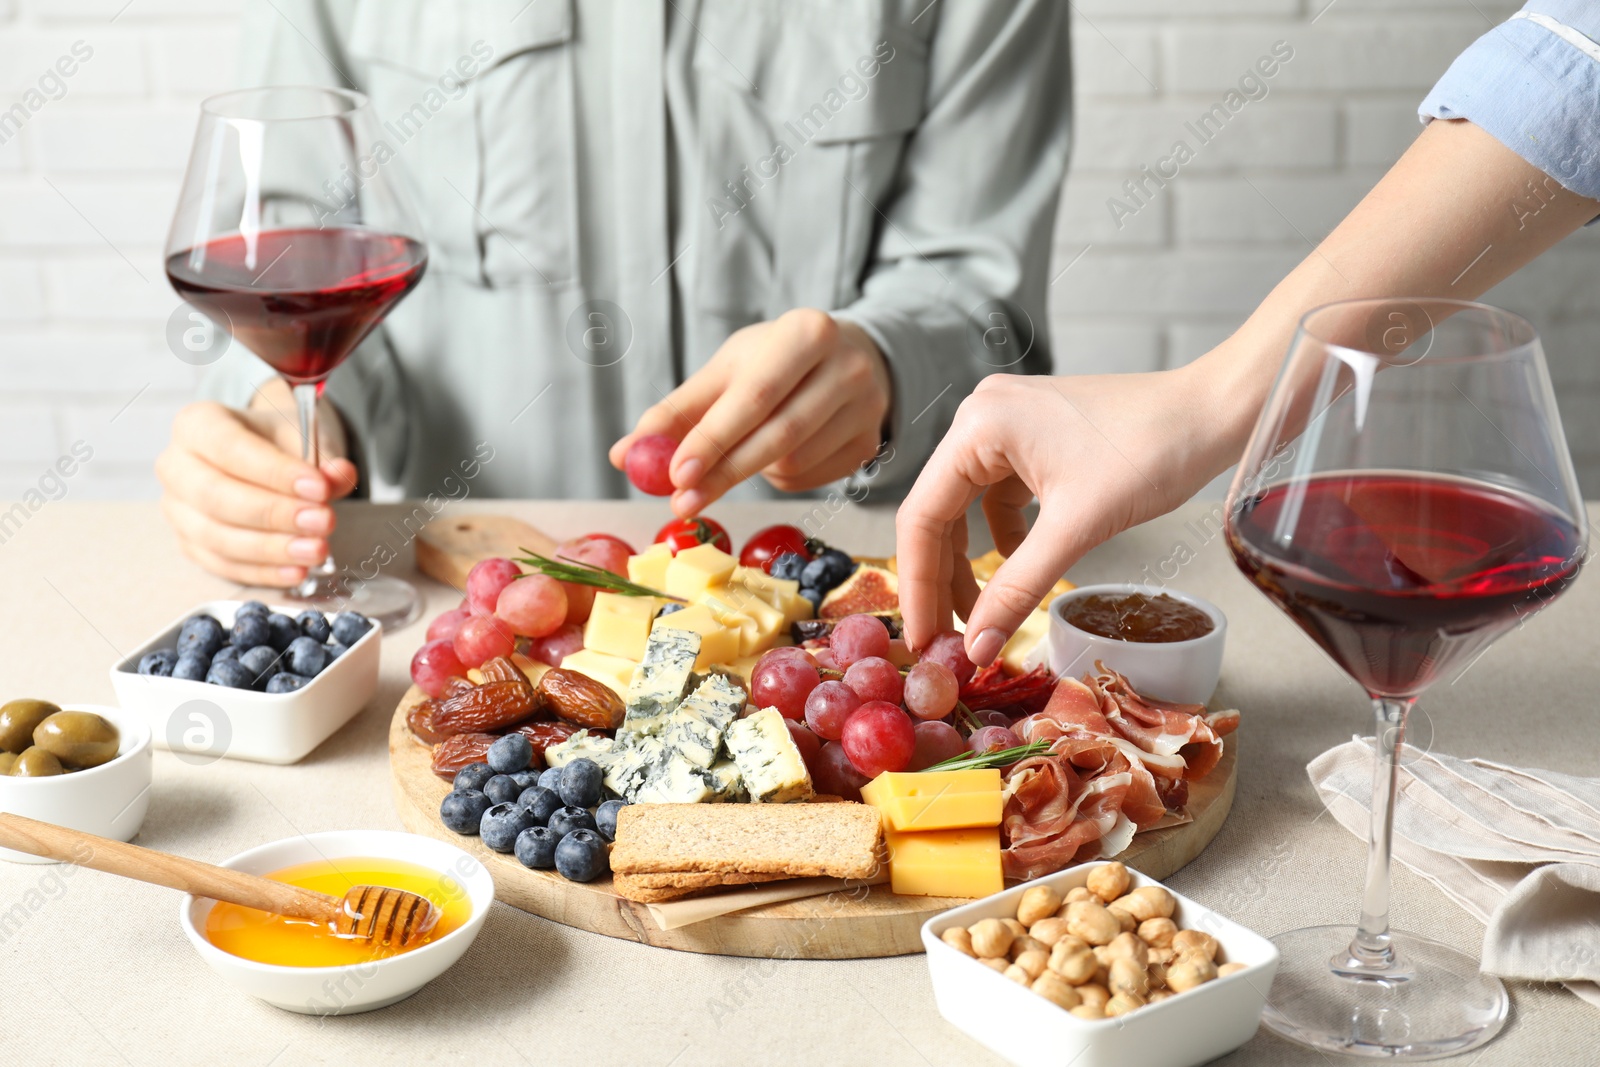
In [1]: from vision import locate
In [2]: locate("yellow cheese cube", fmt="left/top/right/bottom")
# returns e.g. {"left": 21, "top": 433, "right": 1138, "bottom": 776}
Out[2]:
{"left": 862, "top": 770, "right": 1003, "bottom": 832}
{"left": 732, "top": 566, "right": 800, "bottom": 607}
{"left": 884, "top": 826, "right": 1004, "bottom": 898}
{"left": 583, "top": 591, "right": 664, "bottom": 661}
{"left": 1000, "top": 606, "right": 1051, "bottom": 673}
{"left": 626, "top": 543, "right": 672, "bottom": 591}
{"left": 707, "top": 583, "right": 788, "bottom": 654}
{"left": 700, "top": 593, "right": 760, "bottom": 658}
{"left": 652, "top": 603, "right": 739, "bottom": 668}
{"left": 558, "top": 648, "right": 638, "bottom": 696}
{"left": 665, "top": 542, "right": 738, "bottom": 600}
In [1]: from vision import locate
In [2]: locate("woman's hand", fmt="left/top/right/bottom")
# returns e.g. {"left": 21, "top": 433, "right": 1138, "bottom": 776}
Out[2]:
{"left": 157, "top": 379, "right": 358, "bottom": 587}
{"left": 896, "top": 368, "right": 1243, "bottom": 666}
{"left": 609, "top": 308, "right": 891, "bottom": 516}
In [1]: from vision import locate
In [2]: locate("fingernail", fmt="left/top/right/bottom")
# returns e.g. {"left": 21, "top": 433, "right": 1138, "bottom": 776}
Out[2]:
{"left": 279, "top": 566, "right": 307, "bottom": 584}
{"left": 675, "top": 457, "right": 704, "bottom": 488}
{"left": 287, "top": 537, "right": 324, "bottom": 564}
{"left": 675, "top": 489, "right": 705, "bottom": 516}
{"left": 968, "top": 627, "right": 1007, "bottom": 668}
{"left": 293, "top": 476, "right": 324, "bottom": 501}
{"left": 295, "top": 508, "right": 330, "bottom": 535}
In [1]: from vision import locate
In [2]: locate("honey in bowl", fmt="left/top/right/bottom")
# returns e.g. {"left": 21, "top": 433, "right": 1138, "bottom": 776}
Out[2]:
{"left": 204, "top": 857, "right": 471, "bottom": 967}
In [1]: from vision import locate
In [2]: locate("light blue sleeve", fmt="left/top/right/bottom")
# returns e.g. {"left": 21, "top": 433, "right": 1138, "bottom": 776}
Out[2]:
{"left": 1419, "top": 1, "right": 1600, "bottom": 201}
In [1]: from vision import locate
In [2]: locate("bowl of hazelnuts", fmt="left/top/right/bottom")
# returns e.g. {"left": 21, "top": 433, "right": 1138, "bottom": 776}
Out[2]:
{"left": 920, "top": 860, "right": 1279, "bottom": 1067}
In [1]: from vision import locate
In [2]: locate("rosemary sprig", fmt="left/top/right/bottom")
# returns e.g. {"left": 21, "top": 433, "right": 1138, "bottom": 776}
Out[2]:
{"left": 924, "top": 739, "right": 1049, "bottom": 773}
{"left": 513, "top": 550, "right": 686, "bottom": 602}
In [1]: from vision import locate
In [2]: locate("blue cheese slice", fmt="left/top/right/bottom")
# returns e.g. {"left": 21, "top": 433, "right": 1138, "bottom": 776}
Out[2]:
{"left": 661, "top": 673, "right": 748, "bottom": 768}
{"left": 634, "top": 753, "right": 720, "bottom": 804}
{"left": 706, "top": 759, "right": 746, "bottom": 802}
{"left": 621, "top": 627, "right": 702, "bottom": 738}
{"left": 543, "top": 730, "right": 617, "bottom": 770}
{"left": 723, "top": 707, "right": 814, "bottom": 803}
{"left": 604, "top": 735, "right": 666, "bottom": 800}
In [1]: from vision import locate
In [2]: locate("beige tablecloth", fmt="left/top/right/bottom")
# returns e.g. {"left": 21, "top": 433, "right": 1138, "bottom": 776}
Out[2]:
{"left": 1, "top": 499, "right": 1596, "bottom": 1067}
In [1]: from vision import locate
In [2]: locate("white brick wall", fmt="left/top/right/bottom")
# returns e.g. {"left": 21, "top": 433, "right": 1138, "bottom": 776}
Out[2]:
{"left": 4, "top": 0, "right": 1600, "bottom": 500}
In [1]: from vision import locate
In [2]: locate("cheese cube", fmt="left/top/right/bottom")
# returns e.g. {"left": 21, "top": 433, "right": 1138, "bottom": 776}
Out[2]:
{"left": 651, "top": 603, "right": 739, "bottom": 668}
{"left": 583, "top": 591, "right": 665, "bottom": 661}
{"left": 622, "top": 627, "right": 701, "bottom": 737}
{"left": 1000, "top": 607, "right": 1051, "bottom": 674}
{"left": 626, "top": 543, "right": 673, "bottom": 591}
{"left": 724, "top": 707, "right": 814, "bottom": 803}
{"left": 884, "top": 826, "right": 1003, "bottom": 898}
{"left": 710, "top": 583, "right": 787, "bottom": 654}
{"left": 861, "top": 770, "right": 1003, "bottom": 832}
{"left": 558, "top": 648, "right": 638, "bottom": 696}
{"left": 732, "top": 566, "right": 800, "bottom": 608}
{"left": 665, "top": 542, "right": 738, "bottom": 600}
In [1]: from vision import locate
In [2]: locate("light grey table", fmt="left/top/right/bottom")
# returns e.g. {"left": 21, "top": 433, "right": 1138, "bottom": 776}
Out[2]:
{"left": 0, "top": 499, "right": 1594, "bottom": 1067}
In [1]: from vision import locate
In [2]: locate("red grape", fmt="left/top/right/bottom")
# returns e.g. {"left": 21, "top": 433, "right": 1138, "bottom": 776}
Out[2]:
{"left": 495, "top": 574, "right": 568, "bottom": 638}
{"left": 967, "top": 725, "right": 1022, "bottom": 756}
{"left": 975, "top": 709, "right": 1013, "bottom": 730}
{"left": 739, "top": 524, "right": 810, "bottom": 573}
{"left": 908, "top": 720, "right": 967, "bottom": 770}
{"left": 425, "top": 606, "right": 472, "bottom": 644}
{"left": 921, "top": 630, "right": 977, "bottom": 687}
{"left": 553, "top": 536, "right": 626, "bottom": 625}
{"left": 527, "top": 622, "right": 585, "bottom": 666}
{"left": 814, "top": 741, "right": 871, "bottom": 802}
{"left": 886, "top": 637, "right": 918, "bottom": 669}
{"left": 466, "top": 557, "right": 522, "bottom": 616}
{"left": 904, "top": 660, "right": 959, "bottom": 720}
{"left": 750, "top": 648, "right": 820, "bottom": 720}
{"left": 625, "top": 434, "right": 679, "bottom": 495}
{"left": 454, "top": 613, "right": 516, "bottom": 668}
{"left": 784, "top": 719, "right": 822, "bottom": 769}
{"left": 830, "top": 614, "right": 890, "bottom": 668}
{"left": 841, "top": 700, "right": 916, "bottom": 777}
{"left": 810, "top": 647, "right": 839, "bottom": 671}
{"left": 842, "top": 656, "right": 903, "bottom": 705}
{"left": 804, "top": 680, "right": 862, "bottom": 741}
{"left": 410, "top": 639, "right": 466, "bottom": 699}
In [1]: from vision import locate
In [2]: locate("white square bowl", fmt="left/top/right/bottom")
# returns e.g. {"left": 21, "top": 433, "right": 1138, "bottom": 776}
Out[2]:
{"left": 921, "top": 861, "right": 1280, "bottom": 1067}
{"left": 108, "top": 600, "right": 380, "bottom": 765}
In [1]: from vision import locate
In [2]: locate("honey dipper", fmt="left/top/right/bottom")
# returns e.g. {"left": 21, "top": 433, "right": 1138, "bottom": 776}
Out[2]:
{"left": 0, "top": 813, "right": 440, "bottom": 949}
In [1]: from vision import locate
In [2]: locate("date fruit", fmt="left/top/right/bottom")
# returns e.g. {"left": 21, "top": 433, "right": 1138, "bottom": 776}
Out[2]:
{"left": 430, "top": 732, "right": 498, "bottom": 780}
{"left": 510, "top": 720, "right": 580, "bottom": 766}
{"left": 433, "top": 679, "right": 539, "bottom": 735}
{"left": 537, "top": 668, "right": 625, "bottom": 730}
{"left": 406, "top": 698, "right": 451, "bottom": 745}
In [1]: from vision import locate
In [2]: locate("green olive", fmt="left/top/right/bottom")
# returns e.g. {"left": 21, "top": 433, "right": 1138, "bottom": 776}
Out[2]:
{"left": 0, "top": 699, "right": 61, "bottom": 755}
{"left": 33, "top": 711, "right": 120, "bottom": 769}
{"left": 10, "top": 746, "right": 64, "bottom": 777}
{"left": 0, "top": 752, "right": 15, "bottom": 775}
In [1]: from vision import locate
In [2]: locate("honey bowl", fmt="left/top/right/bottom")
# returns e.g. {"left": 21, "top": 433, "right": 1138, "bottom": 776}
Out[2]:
{"left": 179, "top": 830, "right": 493, "bottom": 1015}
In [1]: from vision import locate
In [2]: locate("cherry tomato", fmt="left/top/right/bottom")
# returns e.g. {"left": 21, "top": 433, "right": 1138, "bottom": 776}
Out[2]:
{"left": 739, "top": 524, "right": 811, "bottom": 573}
{"left": 654, "top": 516, "right": 732, "bottom": 555}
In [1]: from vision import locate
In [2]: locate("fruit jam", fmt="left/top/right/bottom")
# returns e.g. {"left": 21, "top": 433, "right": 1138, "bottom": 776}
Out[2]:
{"left": 204, "top": 857, "right": 471, "bottom": 967}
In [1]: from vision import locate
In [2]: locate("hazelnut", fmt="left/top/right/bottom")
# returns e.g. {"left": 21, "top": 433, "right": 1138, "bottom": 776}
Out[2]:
{"left": 1086, "top": 862, "right": 1130, "bottom": 903}
{"left": 969, "top": 918, "right": 1014, "bottom": 959}
{"left": 1009, "top": 934, "right": 1048, "bottom": 960}
{"left": 1076, "top": 982, "right": 1110, "bottom": 1009}
{"left": 1148, "top": 989, "right": 1175, "bottom": 1003}
{"left": 1031, "top": 971, "right": 1081, "bottom": 1011}
{"left": 1016, "top": 884, "right": 1063, "bottom": 926}
{"left": 1105, "top": 905, "right": 1138, "bottom": 934}
{"left": 1014, "top": 949, "right": 1050, "bottom": 980}
{"left": 1108, "top": 957, "right": 1150, "bottom": 999}
{"left": 940, "top": 927, "right": 975, "bottom": 957}
{"left": 1001, "top": 918, "right": 1029, "bottom": 940}
{"left": 1171, "top": 929, "right": 1218, "bottom": 962}
{"left": 1218, "top": 962, "right": 1249, "bottom": 978}
{"left": 1028, "top": 917, "right": 1073, "bottom": 947}
{"left": 1003, "top": 963, "right": 1032, "bottom": 986}
{"left": 1065, "top": 901, "right": 1120, "bottom": 946}
{"left": 1132, "top": 885, "right": 1175, "bottom": 919}
{"left": 1047, "top": 940, "right": 1097, "bottom": 984}
{"left": 1105, "top": 992, "right": 1146, "bottom": 1017}
{"left": 1167, "top": 955, "right": 1218, "bottom": 993}
{"left": 1137, "top": 917, "right": 1178, "bottom": 949}
{"left": 1103, "top": 931, "right": 1149, "bottom": 968}
{"left": 1069, "top": 1004, "right": 1105, "bottom": 1021}
{"left": 981, "top": 957, "right": 1009, "bottom": 973}
{"left": 1064, "top": 886, "right": 1096, "bottom": 905}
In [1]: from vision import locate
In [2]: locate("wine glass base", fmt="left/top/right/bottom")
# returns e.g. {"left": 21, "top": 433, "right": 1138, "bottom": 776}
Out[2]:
{"left": 1262, "top": 925, "right": 1508, "bottom": 1060}
{"left": 284, "top": 574, "right": 422, "bottom": 633}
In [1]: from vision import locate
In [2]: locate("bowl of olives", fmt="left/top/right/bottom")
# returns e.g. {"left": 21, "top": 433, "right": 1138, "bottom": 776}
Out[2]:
{"left": 0, "top": 701, "right": 152, "bottom": 864}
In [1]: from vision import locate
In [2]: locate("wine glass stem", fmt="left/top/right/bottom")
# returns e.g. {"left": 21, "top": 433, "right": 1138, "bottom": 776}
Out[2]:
{"left": 1349, "top": 695, "right": 1413, "bottom": 969}
{"left": 292, "top": 381, "right": 339, "bottom": 597}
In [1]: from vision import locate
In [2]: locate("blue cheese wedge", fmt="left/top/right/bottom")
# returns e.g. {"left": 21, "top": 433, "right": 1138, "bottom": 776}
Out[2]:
{"left": 634, "top": 753, "right": 720, "bottom": 804}
{"left": 706, "top": 759, "right": 746, "bottom": 802}
{"left": 621, "top": 627, "right": 702, "bottom": 738}
{"left": 661, "top": 673, "right": 748, "bottom": 767}
{"left": 723, "top": 707, "right": 814, "bottom": 803}
{"left": 543, "top": 730, "right": 617, "bottom": 770}
{"left": 605, "top": 735, "right": 666, "bottom": 800}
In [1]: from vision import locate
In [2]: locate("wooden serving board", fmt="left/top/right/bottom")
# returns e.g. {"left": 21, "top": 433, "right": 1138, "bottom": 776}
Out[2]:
{"left": 388, "top": 690, "right": 1237, "bottom": 959}
{"left": 415, "top": 514, "right": 560, "bottom": 591}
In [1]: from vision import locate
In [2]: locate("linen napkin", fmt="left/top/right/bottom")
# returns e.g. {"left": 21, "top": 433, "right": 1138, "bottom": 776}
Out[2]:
{"left": 1308, "top": 738, "right": 1600, "bottom": 1010}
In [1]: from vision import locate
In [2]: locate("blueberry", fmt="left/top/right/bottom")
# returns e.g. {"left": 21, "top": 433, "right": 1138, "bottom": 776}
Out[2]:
{"left": 440, "top": 789, "right": 492, "bottom": 834}
{"left": 237, "top": 644, "right": 282, "bottom": 687}
{"left": 295, "top": 609, "right": 332, "bottom": 643}
{"left": 517, "top": 786, "right": 563, "bottom": 826}
{"left": 205, "top": 659, "right": 255, "bottom": 689}
{"left": 137, "top": 649, "right": 178, "bottom": 677}
{"left": 558, "top": 758, "right": 604, "bottom": 808}
{"left": 172, "top": 651, "right": 211, "bottom": 682}
{"left": 265, "top": 672, "right": 310, "bottom": 694}
{"left": 515, "top": 825, "right": 559, "bottom": 869}
{"left": 480, "top": 802, "right": 536, "bottom": 853}
{"left": 554, "top": 828, "right": 610, "bottom": 882}
{"left": 483, "top": 774, "right": 522, "bottom": 805}
{"left": 769, "top": 552, "right": 806, "bottom": 581}
{"left": 230, "top": 613, "right": 271, "bottom": 650}
{"left": 452, "top": 762, "right": 494, "bottom": 793}
{"left": 324, "top": 641, "right": 349, "bottom": 662}
{"left": 798, "top": 586, "right": 824, "bottom": 612}
{"left": 266, "top": 613, "right": 300, "bottom": 651}
{"left": 236, "top": 600, "right": 270, "bottom": 619}
{"left": 211, "top": 645, "right": 241, "bottom": 666}
{"left": 547, "top": 805, "right": 596, "bottom": 839}
{"left": 331, "top": 611, "right": 373, "bottom": 647}
{"left": 286, "top": 635, "right": 329, "bottom": 677}
{"left": 177, "top": 615, "right": 227, "bottom": 659}
{"left": 537, "top": 766, "right": 564, "bottom": 792}
{"left": 509, "top": 770, "right": 542, "bottom": 792}
{"left": 486, "top": 733, "right": 533, "bottom": 774}
{"left": 802, "top": 549, "right": 855, "bottom": 592}
{"left": 656, "top": 602, "right": 685, "bottom": 617}
{"left": 595, "top": 798, "right": 628, "bottom": 841}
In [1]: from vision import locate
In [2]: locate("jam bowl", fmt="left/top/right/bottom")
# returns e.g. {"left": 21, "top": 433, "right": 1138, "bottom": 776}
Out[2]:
{"left": 1047, "top": 584, "right": 1226, "bottom": 704}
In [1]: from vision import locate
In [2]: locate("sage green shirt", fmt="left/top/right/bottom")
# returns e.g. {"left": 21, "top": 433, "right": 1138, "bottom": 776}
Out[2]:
{"left": 206, "top": 0, "right": 1072, "bottom": 502}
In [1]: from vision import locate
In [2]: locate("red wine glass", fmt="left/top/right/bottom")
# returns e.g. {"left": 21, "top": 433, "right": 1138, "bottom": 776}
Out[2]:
{"left": 1225, "top": 298, "right": 1586, "bottom": 1058}
{"left": 165, "top": 87, "right": 428, "bottom": 629}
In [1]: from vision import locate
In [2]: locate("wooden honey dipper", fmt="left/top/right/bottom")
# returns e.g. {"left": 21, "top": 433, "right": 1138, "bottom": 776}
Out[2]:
{"left": 0, "top": 813, "right": 440, "bottom": 949}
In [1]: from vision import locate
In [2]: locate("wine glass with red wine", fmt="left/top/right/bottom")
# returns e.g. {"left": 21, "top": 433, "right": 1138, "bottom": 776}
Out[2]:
{"left": 1226, "top": 298, "right": 1586, "bottom": 1058}
{"left": 165, "top": 87, "right": 428, "bottom": 628}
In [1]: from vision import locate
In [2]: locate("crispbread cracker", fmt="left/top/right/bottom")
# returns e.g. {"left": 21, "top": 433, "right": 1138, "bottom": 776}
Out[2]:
{"left": 611, "top": 802, "right": 884, "bottom": 879}
{"left": 612, "top": 871, "right": 789, "bottom": 904}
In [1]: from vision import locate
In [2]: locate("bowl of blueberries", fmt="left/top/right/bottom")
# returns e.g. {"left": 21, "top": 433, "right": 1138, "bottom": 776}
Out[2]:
{"left": 438, "top": 736, "right": 616, "bottom": 884}
{"left": 109, "top": 600, "right": 381, "bottom": 765}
